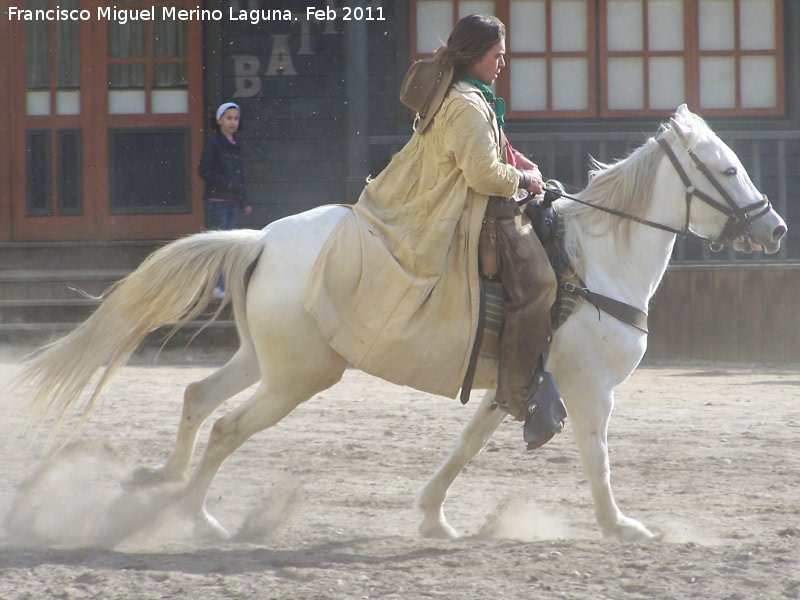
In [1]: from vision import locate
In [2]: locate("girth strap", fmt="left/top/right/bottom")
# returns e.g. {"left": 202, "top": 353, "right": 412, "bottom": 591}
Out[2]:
{"left": 562, "top": 281, "right": 649, "bottom": 334}
{"left": 460, "top": 277, "right": 488, "bottom": 404}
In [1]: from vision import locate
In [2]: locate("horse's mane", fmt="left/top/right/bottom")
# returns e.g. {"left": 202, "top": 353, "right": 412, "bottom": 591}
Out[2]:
{"left": 561, "top": 137, "right": 663, "bottom": 241}
{"left": 559, "top": 111, "right": 713, "bottom": 274}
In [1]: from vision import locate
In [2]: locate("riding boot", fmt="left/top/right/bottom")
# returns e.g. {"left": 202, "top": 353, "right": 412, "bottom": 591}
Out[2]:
{"left": 522, "top": 348, "right": 567, "bottom": 450}
{"left": 492, "top": 216, "right": 564, "bottom": 448}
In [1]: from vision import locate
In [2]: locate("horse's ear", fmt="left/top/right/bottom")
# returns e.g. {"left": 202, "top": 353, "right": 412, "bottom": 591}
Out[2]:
{"left": 675, "top": 103, "right": 690, "bottom": 118}
{"left": 670, "top": 118, "right": 691, "bottom": 144}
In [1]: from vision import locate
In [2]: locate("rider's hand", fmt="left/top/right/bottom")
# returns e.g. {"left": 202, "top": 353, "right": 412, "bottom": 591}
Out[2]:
{"left": 519, "top": 169, "right": 545, "bottom": 195}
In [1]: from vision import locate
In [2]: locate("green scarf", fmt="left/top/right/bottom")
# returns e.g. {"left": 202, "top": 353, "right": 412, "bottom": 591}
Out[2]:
{"left": 462, "top": 76, "right": 505, "bottom": 128}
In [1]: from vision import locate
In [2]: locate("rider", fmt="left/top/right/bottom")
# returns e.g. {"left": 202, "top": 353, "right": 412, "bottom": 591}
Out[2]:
{"left": 307, "top": 14, "right": 566, "bottom": 448}
{"left": 432, "top": 15, "right": 565, "bottom": 446}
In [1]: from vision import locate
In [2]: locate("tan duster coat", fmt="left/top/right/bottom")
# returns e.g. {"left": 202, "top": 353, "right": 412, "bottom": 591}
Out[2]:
{"left": 305, "top": 81, "right": 520, "bottom": 398}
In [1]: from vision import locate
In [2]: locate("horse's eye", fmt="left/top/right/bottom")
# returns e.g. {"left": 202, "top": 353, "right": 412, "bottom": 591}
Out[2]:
{"left": 724, "top": 167, "right": 738, "bottom": 176}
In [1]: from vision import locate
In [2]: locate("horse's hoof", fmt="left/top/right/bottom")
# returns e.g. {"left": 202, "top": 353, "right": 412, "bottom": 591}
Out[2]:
{"left": 419, "top": 519, "right": 460, "bottom": 540}
{"left": 194, "top": 511, "right": 231, "bottom": 542}
{"left": 604, "top": 517, "right": 657, "bottom": 542}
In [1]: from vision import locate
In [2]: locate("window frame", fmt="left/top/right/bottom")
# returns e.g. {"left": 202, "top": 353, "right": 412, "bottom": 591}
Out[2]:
{"left": 598, "top": 0, "right": 785, "bottom": 118}
{"left": 503, "top": 0, "right": 598, "bottom": 119}
{"left": 409, "top": 0, "right": 786, "bottom": 119}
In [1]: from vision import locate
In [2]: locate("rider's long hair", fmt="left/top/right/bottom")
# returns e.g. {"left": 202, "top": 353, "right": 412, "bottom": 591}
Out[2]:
{"left": 438, "top": 15, "right": 505, "bottom": 79}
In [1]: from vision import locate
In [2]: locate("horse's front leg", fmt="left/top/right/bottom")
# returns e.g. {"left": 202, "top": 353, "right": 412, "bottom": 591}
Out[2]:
{"left": 569, "top": 390, "right": 655, "bottom": 541}
{"left": 416, "top": 389, "right": 507, "bottom": 539}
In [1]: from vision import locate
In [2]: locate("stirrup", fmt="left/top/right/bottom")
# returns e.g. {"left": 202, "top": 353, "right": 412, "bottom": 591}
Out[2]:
{"left": 523, "top": 371, "right": 567, "bottom": 450}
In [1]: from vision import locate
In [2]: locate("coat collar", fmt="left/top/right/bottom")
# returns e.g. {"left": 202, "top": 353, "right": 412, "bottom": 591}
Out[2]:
{"left": 452, "top": 81, "right": 503, "bottom": 154}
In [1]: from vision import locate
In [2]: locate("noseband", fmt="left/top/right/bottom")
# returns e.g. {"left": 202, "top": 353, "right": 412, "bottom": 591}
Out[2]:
{"left": 656, "top": 137, "right": 772, "bottom": 251}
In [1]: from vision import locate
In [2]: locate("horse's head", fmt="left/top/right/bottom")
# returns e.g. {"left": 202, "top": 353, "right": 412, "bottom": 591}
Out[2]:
{"left": 659, "top": 104, "right": 786, "bottom": 254}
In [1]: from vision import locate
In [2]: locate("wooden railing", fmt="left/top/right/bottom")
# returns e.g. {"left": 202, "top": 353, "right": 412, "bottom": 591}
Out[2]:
{"left": 648, "top": 263, "right": 800, "bottom": 362}
{"left": 369, "top": 130, "right": 797, "bottom": 264}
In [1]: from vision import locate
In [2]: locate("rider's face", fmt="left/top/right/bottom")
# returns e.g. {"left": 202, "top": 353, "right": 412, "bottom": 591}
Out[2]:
{"left": 467, "top": 38, "right": 506, "bottom": 86}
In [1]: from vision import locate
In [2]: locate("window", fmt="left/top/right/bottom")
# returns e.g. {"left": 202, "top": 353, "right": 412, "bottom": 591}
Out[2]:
{"left": 107, "top": 3, "right": 189, "bottom": 115}
{"left": 601, "top": 0, "right": 784, "bottom": 116}
{"left": 10, "top": 0, "right": 203, "bottom": 241}
{"left": 25, "top": 131, "right": 52, "bottom": 215}
{"left": 23, "top": 0, "right": 84, "bottom": 218}
{"left": 108, "top": 130, "right": 190, "bottom": 214}
{"left": 57, "top": 130, "right": 83, "bottom": 215}
{"left": 507, "top": 0, "right": 596, "bottom": 117}
{"left": 25, "top": 0, "right": 81, "bottom": 116}
{"left": 410, "top": 0, "right": 784, "bottom": 118}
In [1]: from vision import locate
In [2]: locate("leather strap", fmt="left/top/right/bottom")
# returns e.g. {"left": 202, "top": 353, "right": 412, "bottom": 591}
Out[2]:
{"left": 460, "top": 277, "right": 487, "bottom": 404}
{"left": 562, "top": 281, "right": 649, "bottom": 334}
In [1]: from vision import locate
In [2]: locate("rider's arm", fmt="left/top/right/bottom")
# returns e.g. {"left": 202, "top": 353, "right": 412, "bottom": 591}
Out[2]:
{"left": 504, "top": 134, "right": 544, "bottom": 193}
{"left": 439, "top": 97, "right": 519, "bottom": 199}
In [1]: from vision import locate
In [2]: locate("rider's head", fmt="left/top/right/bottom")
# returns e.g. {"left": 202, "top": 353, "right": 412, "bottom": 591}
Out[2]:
{"left": 439, "top": 15, "right": 506, "bottom": 81}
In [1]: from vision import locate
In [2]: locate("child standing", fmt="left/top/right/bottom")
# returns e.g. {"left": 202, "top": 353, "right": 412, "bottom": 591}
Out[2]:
{"left": 198, "top": 102, "right": 252, "bottom": 297}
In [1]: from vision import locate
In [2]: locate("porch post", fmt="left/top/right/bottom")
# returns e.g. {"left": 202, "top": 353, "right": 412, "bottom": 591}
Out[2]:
{"left": 344, "top": 2, "right": 370, "bottom": 203}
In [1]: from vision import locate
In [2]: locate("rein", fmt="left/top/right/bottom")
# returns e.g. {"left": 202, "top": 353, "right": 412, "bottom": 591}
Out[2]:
{"left": 528, "top": 136, "right": 772, "bottom": 252}
{"left": 514, "top": 133, "right": 773, "bottom": 335}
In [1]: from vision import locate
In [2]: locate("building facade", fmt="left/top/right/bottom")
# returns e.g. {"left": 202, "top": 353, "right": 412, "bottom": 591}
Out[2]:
{"left": 0, "top": 0, "right": 797, "bottom": 262}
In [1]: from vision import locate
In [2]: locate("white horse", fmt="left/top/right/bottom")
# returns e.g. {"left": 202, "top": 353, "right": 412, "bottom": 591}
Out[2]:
{"left": 15, "top": 105, "right": 786, "bottom": 542}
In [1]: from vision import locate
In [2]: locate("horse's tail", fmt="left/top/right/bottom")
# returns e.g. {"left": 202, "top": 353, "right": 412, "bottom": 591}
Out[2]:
{"left": 14, "top": 229, "right": 266, "bottom": 434}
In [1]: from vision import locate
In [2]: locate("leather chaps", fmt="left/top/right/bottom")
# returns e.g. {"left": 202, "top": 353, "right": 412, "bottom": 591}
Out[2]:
{"left": 483, "top": 216, "right": 557, "bottom": 421}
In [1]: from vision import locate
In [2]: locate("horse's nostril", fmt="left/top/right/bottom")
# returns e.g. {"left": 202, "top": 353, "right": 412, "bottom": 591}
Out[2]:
{"left": 773, "top": 225, "right": 787, "bottom": 242}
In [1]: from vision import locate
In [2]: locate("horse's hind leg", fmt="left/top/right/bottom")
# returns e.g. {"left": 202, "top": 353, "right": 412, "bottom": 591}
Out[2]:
{"left": 416, "top": 389, "right": 507, "bottom": 539}
{"left": 177, "top": 351, "right": 348, "bottom": 538}
{"left": 132, "top": 345, "right": 261, "bottom": 485}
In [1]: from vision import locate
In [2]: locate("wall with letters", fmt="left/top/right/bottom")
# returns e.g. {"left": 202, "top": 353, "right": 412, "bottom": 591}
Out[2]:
{"left": 208, "top": 0, "right": 406, "bottom": 226}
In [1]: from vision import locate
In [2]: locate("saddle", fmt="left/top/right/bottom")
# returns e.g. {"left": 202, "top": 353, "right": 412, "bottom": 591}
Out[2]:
{"left": 522, "top": 186, "right": 579, "bottom": 331}
{"left": 461, "top": 184, "right": 648, "bottom": 407}
{"left": 477, "top": 185, "right": 581, "bottom": 357}
{"left": 459, "top": 188, "right": 568, "bottom": 415}
{"left": 466, "top": 188, "right": 570, "bottom": 449}
{"left": 523, "top": 184, "right": 649, "bottom": 335}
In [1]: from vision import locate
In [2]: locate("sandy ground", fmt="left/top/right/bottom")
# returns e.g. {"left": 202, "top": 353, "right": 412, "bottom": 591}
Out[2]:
{"left": 0, "top": 341, "right": 798, "bottom": 600}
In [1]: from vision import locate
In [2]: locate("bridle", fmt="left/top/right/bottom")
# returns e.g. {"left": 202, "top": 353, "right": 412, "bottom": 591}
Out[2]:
{"left": 656, "top": 136, "right": 772, "bottom": 250}
{"left": 517, "top": 133, "right": 775, "bottom": 335}
{"left": 536, "top": 135, "right": 773, "bottom": 251}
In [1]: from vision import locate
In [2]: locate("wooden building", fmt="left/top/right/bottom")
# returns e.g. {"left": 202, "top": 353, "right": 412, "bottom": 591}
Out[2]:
{"left": 0, "top": 0, "right": 798, "bottom": 359}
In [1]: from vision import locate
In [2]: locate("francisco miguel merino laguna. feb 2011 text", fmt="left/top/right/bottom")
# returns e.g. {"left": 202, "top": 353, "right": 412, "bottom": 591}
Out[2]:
{"left": 6, "top": 5, "right": 386, "bottom": 24}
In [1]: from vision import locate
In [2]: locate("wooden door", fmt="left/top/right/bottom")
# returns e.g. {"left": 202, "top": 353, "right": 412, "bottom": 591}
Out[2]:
{"left": 5, "top": 0, "right": 204, "bottom": 242}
